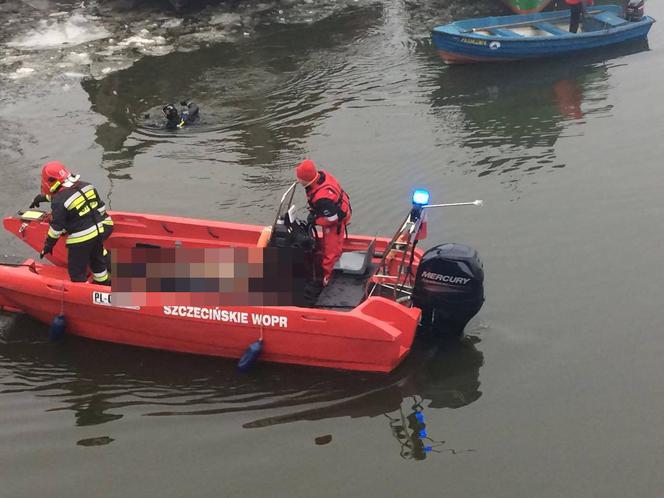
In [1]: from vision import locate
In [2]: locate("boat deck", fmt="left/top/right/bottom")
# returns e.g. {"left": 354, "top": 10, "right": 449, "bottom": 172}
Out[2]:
{"left": 315, "top": 270, "right": 372, "bottom": 310}
{"left": 476, "top": 21, "right": 571, "bottom": 37}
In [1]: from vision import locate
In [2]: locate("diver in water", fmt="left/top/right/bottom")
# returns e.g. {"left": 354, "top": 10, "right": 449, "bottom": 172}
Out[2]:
{"left": 162, "top": 99, "right": 200, "bottom": 129}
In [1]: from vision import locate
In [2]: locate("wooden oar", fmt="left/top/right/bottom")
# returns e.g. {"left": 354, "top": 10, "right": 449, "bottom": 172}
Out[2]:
{"left": 461, "top": 9, "right": 603, "bottom": 33}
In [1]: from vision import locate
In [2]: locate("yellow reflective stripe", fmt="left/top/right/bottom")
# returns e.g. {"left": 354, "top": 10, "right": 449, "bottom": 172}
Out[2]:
{"left": 65, "top": 224, "right": 104, "bottom": 244}
{"left": 66, "top": 231, "right": 100, "bottom": 244}
{"left": 92, "top": 270, "right": 109, "bottom": 282}
{"left": 77, "top": 203, "right": 98, "bottom": 216}
{"left": 64, "top": 185, "right": 95, "bottom": 209}
{"left": 68, "top": 196, "right": 85, "bottom": 210}
{"left": 48, "top": 226, "right": 64, "bottom": 238}
{"left": 69, "top": 223, "right": 104, "bottom": 239}
{"left": 67, "top": 193, "right": 98, "bottom": 212}
{"left": 63, "top": 188, "right": 84, "bottom": 209}
{"left": 103, "top": 248, "right": 108, "bottom": 256}
{"left": 102, "top": 217, "right": 114, "bottom": 225}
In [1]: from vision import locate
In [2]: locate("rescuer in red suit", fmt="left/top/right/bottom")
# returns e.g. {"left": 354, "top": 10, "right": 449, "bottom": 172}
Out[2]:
{"left": 565, "top": 0, "right": 594, "bottom": 33}
{"left": 296, "top": 159, "right": 351, "bottom": 287}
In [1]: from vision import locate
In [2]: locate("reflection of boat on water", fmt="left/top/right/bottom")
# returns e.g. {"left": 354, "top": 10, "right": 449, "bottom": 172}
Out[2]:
{"left": 242, "top": 335, "right": 484, "bottom": 459}
{"left": 428, "top": 41, "right": 647, "bottom": 178}
{"left": 552, "top": 78, "right": 583, "bottom": 119}
{"left": 0, "top": 316, "right": 483, "bottom": 457}
{"left": 241, "top": 336, "right": 483, "bottom": 428}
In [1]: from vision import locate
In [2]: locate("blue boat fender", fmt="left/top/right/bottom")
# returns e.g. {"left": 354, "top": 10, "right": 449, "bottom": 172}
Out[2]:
{"left": 237, "top": 339, "right": 263, "bottom": 371}
{"left": 48, "top": 313, "right": 66, "bottom": 341}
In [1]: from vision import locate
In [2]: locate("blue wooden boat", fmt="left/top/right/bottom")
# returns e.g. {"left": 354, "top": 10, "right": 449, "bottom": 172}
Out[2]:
{"left": 432, "top": 5, "right": 655, "bottom": 64}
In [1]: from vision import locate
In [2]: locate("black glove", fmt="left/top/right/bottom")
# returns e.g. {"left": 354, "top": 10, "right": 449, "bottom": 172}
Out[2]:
{"left": 40, "top": 240, "right": 55, "bottom": 259}
{"left": 29, "top": 194, "right": 48, "bottom": 209}
{"left": 306, "top": 211, "right": 316, "bottom": 226}
{"left": 180, "top": 99, "right": 191, "bottom": 107}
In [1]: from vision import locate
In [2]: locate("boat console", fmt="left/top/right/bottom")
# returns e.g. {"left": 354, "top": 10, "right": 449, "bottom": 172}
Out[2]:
{"left": 269, "top": 185, "right": 486, "bottom": 336}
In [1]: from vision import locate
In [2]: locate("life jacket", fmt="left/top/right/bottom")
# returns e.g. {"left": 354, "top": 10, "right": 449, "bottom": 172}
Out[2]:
{"left": 306, "top": 170, "right": 351, "bottom": 226}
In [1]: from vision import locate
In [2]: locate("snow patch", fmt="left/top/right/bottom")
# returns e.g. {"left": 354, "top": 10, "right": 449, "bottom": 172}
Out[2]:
{"left": 162, "top": 19, "right": 183, "bottom": 29}
{"left": 7, "top": 13, "right": 110, "bottom": 50}
{"left": 8, "top": 67, "right": 36, "bottom": 79}
{"left": 118, "top": 30, "right": 167, "bottom": 49}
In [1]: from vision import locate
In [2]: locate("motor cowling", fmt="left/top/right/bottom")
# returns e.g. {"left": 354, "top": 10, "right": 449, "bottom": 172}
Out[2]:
{"left": 626, "top": 0, "right": 644, "bottom": 22}
{"left": 412, "top": 243, "right": 484, "bottom": 337}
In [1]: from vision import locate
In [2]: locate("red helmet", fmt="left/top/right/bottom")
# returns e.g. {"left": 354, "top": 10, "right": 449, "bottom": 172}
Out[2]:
{"left": 41, "top": 161, "right": 72, "bottom": 195}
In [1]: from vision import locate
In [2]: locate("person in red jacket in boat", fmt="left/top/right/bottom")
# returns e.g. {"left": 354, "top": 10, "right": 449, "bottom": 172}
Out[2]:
{"left": 564, "top": 0, "right": 594, "bottom": 33}
{"left": 30, "top": 161, "right": 111, "bottom": 285}
{"left": 295, "top": 159, "right": 352, "bottom": 287}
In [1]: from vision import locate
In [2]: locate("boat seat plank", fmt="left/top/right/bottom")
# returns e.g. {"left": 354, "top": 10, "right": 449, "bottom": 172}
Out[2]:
{"left": 533, "top": 22, "right": 570, "bottom": 36}
{"left": 591, "top": 11, "right": 629, "bottom": 28}
{"left": 489, "top": 28, "right": 524, "bottom": 38}
{"left": 334, "top": 238, "right": 376, "bottom": 275}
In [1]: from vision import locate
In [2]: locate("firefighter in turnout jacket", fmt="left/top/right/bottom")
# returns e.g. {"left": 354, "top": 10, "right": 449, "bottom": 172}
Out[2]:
{"left": 295, "top": 159, "right": 351, "bottom": 286}
{"left": 35, "top": 161, "right": 111, "bottom": 284}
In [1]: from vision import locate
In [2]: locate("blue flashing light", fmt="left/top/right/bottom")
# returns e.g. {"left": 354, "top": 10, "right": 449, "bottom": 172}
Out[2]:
{"left": 412, "top": 189, "right": 430, "bottom": 206}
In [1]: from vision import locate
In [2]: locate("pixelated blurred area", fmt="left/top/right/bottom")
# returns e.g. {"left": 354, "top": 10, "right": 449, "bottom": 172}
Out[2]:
{"left": 111, "top": 247, "right": 307, "bottom": 306}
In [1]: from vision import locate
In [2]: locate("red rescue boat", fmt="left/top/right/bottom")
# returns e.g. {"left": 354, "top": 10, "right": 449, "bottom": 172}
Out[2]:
{"left": 0, "top": 186, "right": 485, "bottom": 373}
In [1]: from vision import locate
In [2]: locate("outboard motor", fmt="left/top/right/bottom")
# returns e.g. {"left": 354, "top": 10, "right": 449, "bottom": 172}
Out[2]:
{"left": 412, "top": 243, "right": 484, "bottom": 337}
{"left": 626, "top": 0, "right": 644, "bottom": 22}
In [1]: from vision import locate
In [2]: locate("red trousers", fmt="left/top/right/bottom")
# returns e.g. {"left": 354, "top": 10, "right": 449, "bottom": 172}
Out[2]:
{"left": 319, "top": 223, "right": 346, "bottom": 283}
